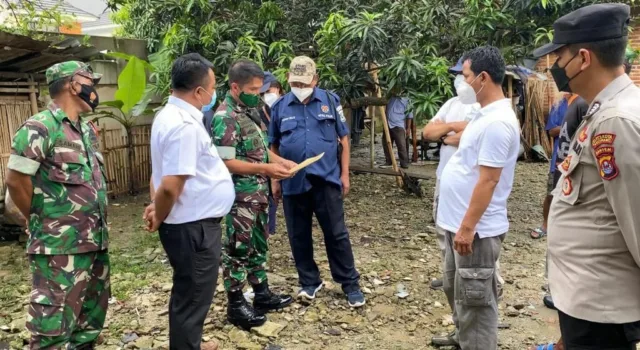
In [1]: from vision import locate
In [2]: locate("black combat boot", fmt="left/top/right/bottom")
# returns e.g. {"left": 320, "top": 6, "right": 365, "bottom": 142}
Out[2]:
{"left": 252, "top": 281, "right": 294, "bottom": 313}
{"left": 227, "top": 290, "right": 267, "bottom": 330}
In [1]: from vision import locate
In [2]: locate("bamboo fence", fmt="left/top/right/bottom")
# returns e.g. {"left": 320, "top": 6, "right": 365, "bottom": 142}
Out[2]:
{"left": 0, "top": 103, "right": 151, "bottom": 200}
{"left": 0, "top": 100, "right": 33, "bottom": 201}
{"left": 99, "top": 125, "right": 151, "bottom": 196}
{"left": 522, "top": 79, "right": 553, "bottom": 160}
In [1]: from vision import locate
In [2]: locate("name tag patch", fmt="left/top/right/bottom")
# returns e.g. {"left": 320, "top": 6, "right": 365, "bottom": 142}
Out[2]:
{"left": 282, "top": 116, "right": 296, "bottom": 123}
{"left": 54, "top": 139, "right": 82, "bottom": 152}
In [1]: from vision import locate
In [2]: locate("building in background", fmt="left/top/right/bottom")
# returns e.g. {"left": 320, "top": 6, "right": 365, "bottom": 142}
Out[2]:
{"left": 0, "top": 0, "right": 119, "bottom": 37}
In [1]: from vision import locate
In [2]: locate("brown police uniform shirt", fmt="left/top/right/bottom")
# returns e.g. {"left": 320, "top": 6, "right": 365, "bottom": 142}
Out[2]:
{"left": 548, "top": 74, "right": 640, "bottom": 324}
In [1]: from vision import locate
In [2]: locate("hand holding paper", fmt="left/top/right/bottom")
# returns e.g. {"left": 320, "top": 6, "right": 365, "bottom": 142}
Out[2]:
{"left": 288, "top": 153, "right": 324, "bottom": 174}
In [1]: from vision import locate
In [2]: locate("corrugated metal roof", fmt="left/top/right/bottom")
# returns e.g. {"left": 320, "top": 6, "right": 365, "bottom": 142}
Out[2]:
{"left": 6, "top": 0, "right": 97, "bottom": 19}
{"left": 0, "top": 31, "right": 99, "bottom": 75}
{"left": 82, "top": 9, "right": 115, "bottom": 29}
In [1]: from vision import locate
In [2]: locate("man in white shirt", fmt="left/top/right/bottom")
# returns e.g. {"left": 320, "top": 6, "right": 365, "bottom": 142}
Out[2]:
{"left": 144, "top": 53, "right": 235, "bottom": 350}
{"left": 435, "top": 46, "right": 520, "bottom": 350}
{"left": 423, "top": 57, "right": 479, "bottom": 290}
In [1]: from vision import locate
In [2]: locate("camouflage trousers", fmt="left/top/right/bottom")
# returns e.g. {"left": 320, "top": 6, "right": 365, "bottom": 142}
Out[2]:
{"left": 223, "top": 203, "right": 269, "bottom": 292}
{"left": 27, "top": 251, "right": 110, "bottom": 350}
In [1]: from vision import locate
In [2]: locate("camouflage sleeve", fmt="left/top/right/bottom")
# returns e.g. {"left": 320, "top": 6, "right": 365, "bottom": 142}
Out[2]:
{"left": 7, "top": 119, "right": 50, "bottom": 176}
{"left": 212, "top": 111, "right": 240, "bottom": 160}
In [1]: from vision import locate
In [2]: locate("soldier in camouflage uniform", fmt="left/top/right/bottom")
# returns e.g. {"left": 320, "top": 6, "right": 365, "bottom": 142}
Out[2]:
{"left": 6, "top": 61, "right": 108, "bottom": 350}
{"left": 211, "top": 59, "right": 294, "bottom": 330}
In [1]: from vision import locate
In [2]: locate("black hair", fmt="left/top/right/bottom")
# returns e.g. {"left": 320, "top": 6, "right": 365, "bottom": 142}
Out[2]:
{"left": 170, "top": 53, "right": 215, "bottom": 92}
{"left": 568, "top": 37, "right": 627, "bottom": 69}
{"left": 624, "top": 61, "right": 632, "bottom": 75}
{"left": 228, "top": 59, "right": 264, "bottom": 87}
{"left": 49, "top": 77, "right": 70, "bottom": 98}
{"left": 462, "top": 46, "right": 506, "bottom": 84}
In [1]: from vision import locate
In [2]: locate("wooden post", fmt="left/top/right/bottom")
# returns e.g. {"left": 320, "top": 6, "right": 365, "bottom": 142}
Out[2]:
{"left": 508, "top": 75, "right": 515, "bottom": 112}
{"left": 27, "top": 76, "right": 38, "bottom": 115}
{"left": 411, "top": 120, "right": 418, "bottom": 163}
{"left": 380, "top": 106, "right": 403, "bottom": 186}
{"left": 369, "top": 103, "right": 375, "bottom": 169}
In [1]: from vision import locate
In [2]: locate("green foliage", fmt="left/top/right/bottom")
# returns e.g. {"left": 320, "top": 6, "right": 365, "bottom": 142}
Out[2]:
{"left": 108, "top": 0, "right": 637, "bottom": 123}
{"left": 92, "top": 53, "right": 154, "bottom": 128}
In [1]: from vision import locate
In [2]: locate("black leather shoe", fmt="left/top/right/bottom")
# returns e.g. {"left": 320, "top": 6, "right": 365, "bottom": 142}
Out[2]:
{"left": 253, "top": 282, "right": 293, "bottom": 312}
{"left": 543, "top": 295, "right": 556, "bottom": 310}
{"left": 227, "top": 291, "right": 267, "bottom": 329}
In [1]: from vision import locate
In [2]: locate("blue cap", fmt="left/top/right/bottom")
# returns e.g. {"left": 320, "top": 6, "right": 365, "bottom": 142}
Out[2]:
{"left": 449, "top": 57, "right": 464, "bottom": 74}
{"left": 260, "top": 71, "right": 278, "bottom": 94}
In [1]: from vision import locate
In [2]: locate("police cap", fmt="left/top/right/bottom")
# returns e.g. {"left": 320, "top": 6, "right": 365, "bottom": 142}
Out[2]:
{"left": 533, "top": 3, "right": 630, "bottom": 58}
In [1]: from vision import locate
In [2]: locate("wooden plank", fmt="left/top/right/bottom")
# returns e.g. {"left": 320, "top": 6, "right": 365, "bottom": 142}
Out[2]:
{"left": 350, "top": 165, "right": 433, "bottom": 180}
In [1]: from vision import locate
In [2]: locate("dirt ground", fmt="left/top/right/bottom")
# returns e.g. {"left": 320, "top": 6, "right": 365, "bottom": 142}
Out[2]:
{"left": 0, "top": 139, "right": 569, "bottom": 350}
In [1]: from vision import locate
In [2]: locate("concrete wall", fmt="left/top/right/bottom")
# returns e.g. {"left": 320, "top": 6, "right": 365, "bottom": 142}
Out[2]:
{"left": 535, "top": 20, "right": 640, "bottom": 116}
{"left": 38, "top": 36, "right": 155, "bottom": 131}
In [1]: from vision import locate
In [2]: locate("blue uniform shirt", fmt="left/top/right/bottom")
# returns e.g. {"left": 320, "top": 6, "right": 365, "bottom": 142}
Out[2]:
{"left": 545, "top": 98, "right": 568, "bottom": 173}
{"left": 268, "top": 88, "right": 349, "bottom": 196}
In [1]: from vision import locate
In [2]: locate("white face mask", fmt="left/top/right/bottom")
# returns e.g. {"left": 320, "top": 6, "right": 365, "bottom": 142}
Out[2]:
{"left": 291, "top": 87, "right": 314, "bottom": 102}
{"left": 263, "top": 92, "right": 279, "bottom": 107}
{"left": 455, "top": 74, "right": 480, "bottom": 105}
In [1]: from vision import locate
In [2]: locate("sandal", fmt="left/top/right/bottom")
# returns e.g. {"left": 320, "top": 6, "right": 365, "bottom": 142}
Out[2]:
{"left": 530, "top": 227, "right": 547, "bottom": 239}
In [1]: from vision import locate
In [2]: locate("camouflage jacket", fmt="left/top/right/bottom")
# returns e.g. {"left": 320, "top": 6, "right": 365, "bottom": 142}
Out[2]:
{"left": 8, "top": 104, "right": 108, "bottom": 255}
{"left": 212, "top": 93, "right": 269, "bottom": 204}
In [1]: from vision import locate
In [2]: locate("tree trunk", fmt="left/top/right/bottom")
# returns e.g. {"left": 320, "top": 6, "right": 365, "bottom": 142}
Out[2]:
{"left": 127, "top": 127, "right": 137, "bottom": 195}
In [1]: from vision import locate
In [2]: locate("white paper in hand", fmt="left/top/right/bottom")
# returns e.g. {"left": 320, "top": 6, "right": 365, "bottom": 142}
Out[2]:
{"left": 288, "top": 153, "right": 324, "bottom": 174}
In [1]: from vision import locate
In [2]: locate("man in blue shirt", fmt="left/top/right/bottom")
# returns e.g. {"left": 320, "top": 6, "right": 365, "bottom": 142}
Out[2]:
{"left": 268, "top": 56, "right": 365, "bottom": 308}
{"left": 384, "top": 95, "right": 413, "bottom": 168}
{"left": 531, "top": 93, "right": 569, "bottom": 239}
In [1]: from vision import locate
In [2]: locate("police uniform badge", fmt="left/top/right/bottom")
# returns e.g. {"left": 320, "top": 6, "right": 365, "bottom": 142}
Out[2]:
{"left": 321, "top": 105, "right": 329, "bottom": 113}
{"left": 562, "top": 177, "right": 573, "bottom": 195}
{"left": 578, "top": 127, "right": 588, "bottom": 142}
{"left": 592, "top": 133, "right": 618, "bottom": 180}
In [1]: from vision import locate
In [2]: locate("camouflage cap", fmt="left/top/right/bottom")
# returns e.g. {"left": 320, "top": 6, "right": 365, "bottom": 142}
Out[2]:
{"left": 46, "top": 61, "right": 102, "bottom": 85}
{"left": 288, "top": 56, "right": 316, "bottom": 85}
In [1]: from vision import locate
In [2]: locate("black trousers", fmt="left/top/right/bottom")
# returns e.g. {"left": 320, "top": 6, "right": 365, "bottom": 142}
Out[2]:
{"left": 559, "top": 310, "right": 640, "bottom": 350}
{"left": 283, "top": 176, "right": 360, "bottom": 293}
{"left": 383, "top": 126, "right": 410, "bottom": 168}
{"left": 159, "top": 218, "right": 222, "bottom": 350}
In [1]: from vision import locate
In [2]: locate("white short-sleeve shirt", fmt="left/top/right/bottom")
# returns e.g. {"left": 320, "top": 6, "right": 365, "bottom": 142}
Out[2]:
{"left": 436, "top": 98, "right": 520, "bottom": 238}
{"left": 151, "top": 96, "right": 235, "bottom": 224}
{"left": 431, "top": 96, "right": 480, "bottom": 178}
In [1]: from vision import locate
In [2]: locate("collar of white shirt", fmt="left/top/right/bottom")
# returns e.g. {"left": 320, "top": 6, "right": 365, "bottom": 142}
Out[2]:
{"left": 472, "top": 98, "right": 511, "bottom": 119}
{"left": 168, "top": 96, "right": 203, "bottom": 123}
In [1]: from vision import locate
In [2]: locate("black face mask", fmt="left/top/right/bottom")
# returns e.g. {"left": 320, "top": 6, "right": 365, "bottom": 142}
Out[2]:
{"left": 549, "top": 52, "right": 582, "bottom": 93}
{"left": 74, "top": 83, "right": 99, "bottom": 112}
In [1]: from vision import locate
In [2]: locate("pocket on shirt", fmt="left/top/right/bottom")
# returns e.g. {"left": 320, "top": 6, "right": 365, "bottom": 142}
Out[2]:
{"left": 279, "top": 119, "right": 301, "bottom": 145}
{"left": 457, "top": 267, "right": 494, "bottom": 306}
{"left": 49, "top": 148, "right": 87, "bottom": 184}
{"left": 319, "top": 119, "right": 338, "bottom": 142}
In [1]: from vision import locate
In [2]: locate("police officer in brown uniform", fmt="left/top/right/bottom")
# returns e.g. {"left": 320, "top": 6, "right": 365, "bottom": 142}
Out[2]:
{"left": 533, "top": 3, "right": 640, "bottom": 350}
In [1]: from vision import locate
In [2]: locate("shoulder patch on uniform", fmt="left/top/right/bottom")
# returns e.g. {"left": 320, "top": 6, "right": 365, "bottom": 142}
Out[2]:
{"left": 337, "top": 105, "right": 346, "bottom": 123}
{"left": 595, "top": 146, "right": 619, "bottom": 181}
{"left": 591, "top": 133, "right": 616, "bottom": 149}
{"left": 585, "top": 102, "right": 600, "bottom": 118}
